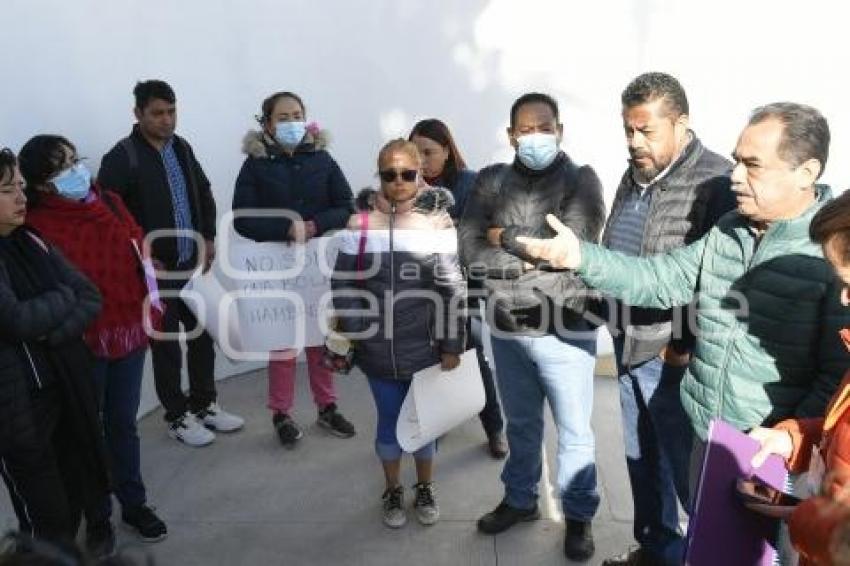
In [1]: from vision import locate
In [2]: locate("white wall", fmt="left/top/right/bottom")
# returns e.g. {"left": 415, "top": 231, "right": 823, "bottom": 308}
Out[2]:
{"left": 2, "top": 0, "right": 849, "bottom": 410}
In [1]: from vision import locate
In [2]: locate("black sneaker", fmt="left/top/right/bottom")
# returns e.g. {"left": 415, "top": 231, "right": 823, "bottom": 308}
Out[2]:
{"left": 476, "top": 501, "right": 540, "bottom": 534}
{"left": 564, "top": 519, "right": 595, "bottom": 562}
{"left": 487, "top": 432, "right": 508, "bottom": 459}
{"left": 122, "top": 504, "right": 168, "bottom": 542}
{"left": 273, "top": 412, "right": 303, "bottom": 448}
{"left": 317, "top": 403, "right": 356, "bottom": 438}
{"left": 85, "top": 520, "right": 116, "bottom": 559}
{"left": 602, "top": 546, "right": 652, "bottom": 566}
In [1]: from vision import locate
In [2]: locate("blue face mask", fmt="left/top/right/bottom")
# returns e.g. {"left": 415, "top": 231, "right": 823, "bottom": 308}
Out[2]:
{"left": 274, "top": 121, "right": 307, "bottom": 147}
{"left": 51, "top": 163, "right": 91, "bottom": 200}
{"left": 516, "top": 133, "right": 560, "bottom": 170}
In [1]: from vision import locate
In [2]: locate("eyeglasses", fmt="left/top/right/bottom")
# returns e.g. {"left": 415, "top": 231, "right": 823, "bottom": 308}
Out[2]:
{"left": 379, "top": 169, "right": 417, "bottom": 183}
{"left": 53, "top": 156, "right": 86, "bottom": 178}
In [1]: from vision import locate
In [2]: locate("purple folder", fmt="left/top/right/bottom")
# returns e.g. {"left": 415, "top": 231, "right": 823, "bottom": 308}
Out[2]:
{"left": 685, "top": 419, "right": 788, "bottom": 566}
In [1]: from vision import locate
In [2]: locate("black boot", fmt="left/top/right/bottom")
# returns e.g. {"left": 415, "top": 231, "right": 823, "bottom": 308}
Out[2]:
{"left": 564, "top": 519, "right": 595, "bottom": 561}
{"left": 477, "top": 501, "right": 540, "bottom": 534}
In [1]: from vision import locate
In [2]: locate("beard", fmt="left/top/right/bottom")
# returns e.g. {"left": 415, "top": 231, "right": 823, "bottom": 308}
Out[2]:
{"left": 629, "top": 153, "right": 669, "bottom": 184}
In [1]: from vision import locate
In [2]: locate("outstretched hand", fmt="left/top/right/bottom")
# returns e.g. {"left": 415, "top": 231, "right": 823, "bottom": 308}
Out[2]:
{"left": 516, "top": 214, "right": 581, "bottom": 269}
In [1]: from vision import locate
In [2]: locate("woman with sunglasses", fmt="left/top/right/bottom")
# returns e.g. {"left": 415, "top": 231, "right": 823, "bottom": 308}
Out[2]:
{"left": 19, "top": 135, "right": 167, "bottom": 551}
{"left": 0, "top": 147, "right": 109, "bottom": 549}
{"left": 409, "top": 119, "right": 507, "bottom": 459}
{"left": 745, "top": 190, "right": 850, "bottom": 566}
{"left": 232, "top": 91, "right": 356, "bottom": 448}
{"left": 332, "top": 139, "right": 467, "bottom": 528}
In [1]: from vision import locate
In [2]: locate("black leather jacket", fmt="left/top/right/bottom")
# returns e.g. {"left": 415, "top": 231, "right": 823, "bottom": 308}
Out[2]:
{"left": 459, "top": 152, "right": 606, "bottom": 335}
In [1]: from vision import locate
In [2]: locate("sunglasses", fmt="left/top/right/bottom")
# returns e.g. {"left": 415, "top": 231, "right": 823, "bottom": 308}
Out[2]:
{"left": 379, "top": 169, "right": 418, "bottom": 183}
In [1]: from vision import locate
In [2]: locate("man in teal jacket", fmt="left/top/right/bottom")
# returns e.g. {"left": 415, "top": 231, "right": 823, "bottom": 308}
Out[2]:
{"left": 518, "top": 102, "right": 848, "bottom": 468}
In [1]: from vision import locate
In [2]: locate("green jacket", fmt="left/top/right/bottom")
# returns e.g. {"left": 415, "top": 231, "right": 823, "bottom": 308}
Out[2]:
{"left": 580, "top": 187, "right": 849, "bottom": 439}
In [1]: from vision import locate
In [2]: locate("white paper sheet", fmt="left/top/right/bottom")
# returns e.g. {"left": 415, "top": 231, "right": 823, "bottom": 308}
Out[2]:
{"left": 396, "top": 349, "right": 486, "bottom": 453}
{"left": 179, "top": 236, "right": 339, "bottom": 359}
{"left": 181, "top": 267, "right": 243, "bottom": 354}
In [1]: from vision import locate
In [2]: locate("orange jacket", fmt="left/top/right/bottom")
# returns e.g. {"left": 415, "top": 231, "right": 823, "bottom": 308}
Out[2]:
{"left": 777, "top": 371, "right": 850, "bottom": 565}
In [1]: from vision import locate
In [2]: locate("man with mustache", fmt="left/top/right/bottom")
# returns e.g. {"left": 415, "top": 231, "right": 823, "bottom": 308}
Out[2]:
{"left": 600, "top": 73, "right": 735, "bottom": 566}
{"left": 518, "top": 101, "right": 850, "bottom": 566}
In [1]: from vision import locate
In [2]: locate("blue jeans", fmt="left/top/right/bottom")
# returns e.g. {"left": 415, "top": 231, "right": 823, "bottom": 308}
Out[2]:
{"left": 366, "top": 376, "right": 436, "bottom": 461}
{"left": 614, "top": 337, "right": 693, "bottom": 565}
{"left": 92, "top": 348, "right": 148, "bottom": 512}
{"left": 491, "top": 328, "right": 599, "bottom": 521}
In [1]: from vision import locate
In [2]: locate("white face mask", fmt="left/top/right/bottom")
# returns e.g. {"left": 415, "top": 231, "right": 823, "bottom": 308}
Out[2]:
{"left": 516, "top": 133, "right": 559, "bottom": 170}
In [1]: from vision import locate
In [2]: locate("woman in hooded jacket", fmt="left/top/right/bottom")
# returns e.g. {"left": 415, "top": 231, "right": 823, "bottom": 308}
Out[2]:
{"left": 332, "top": 139, "right": 467, "bottom": 529}
{"left": 232, "top": 91, "right": 356, "bottom": 448}
{"left": 19, "top": 135, "right": 168, "bottom": 551}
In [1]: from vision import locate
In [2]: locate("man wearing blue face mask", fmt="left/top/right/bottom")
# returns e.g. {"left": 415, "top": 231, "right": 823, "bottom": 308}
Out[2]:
{"left": 459, "top": 92, "right": 606, "bottom": 561}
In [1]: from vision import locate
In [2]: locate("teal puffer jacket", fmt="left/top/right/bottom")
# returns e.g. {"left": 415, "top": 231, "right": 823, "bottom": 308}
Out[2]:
{"left": 579, "top": 187, "right": 850, "bottom": 439}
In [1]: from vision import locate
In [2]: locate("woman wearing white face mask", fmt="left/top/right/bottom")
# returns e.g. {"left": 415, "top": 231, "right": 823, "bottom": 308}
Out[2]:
{"left": 232, "top": 91, "right": 356, "bottom": 448}
{"left": 19, "top": 135, "right": 167, "bottom": 553}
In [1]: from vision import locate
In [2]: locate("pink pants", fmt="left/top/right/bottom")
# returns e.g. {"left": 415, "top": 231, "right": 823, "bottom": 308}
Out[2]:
{"left": 267, "top": 346, "right": 337, "bottom": 415}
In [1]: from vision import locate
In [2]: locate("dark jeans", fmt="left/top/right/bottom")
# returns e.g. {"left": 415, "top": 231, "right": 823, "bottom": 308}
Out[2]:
{"left": 152, "top": 293, "right": 217, "bottom": 422}
{"left": 0, "top": 386, "right": 86, "bottom": 541}
{"left": 614, "top": 337, "right": 693, "bottom": 565}
{"left": 469, "top": 316, "right": 504, "bottom": 437}
{"left": 91, "top": 348, "right": 148, "bottom": 513}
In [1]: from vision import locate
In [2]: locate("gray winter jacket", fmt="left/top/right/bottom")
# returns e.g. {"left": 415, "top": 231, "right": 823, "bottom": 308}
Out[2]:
{"left": 601, "top": 134, "right": 734, "bottom": 365}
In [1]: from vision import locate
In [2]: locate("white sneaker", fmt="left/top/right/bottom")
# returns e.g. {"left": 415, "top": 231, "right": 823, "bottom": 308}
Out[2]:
{"left": 168, "top": 412, "right": 215, "bottom": 447}
{"left": 413, "top": 482, "right": 440, "bottom": 526}
{"left": 382, "top": 486, "right": 406, "bottom": 529}
{"left": 197, "top": 402, "right": 244, "bottom": 432}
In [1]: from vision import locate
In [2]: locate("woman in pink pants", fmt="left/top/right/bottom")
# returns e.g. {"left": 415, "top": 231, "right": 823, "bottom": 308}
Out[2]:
{"left": 232, "top": 91, "right": 355, "bottom": 447}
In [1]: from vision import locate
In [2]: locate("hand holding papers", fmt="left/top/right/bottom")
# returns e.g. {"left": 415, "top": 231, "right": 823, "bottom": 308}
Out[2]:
{"left": 396, "top": 349, "right": 485, "bottom": 453}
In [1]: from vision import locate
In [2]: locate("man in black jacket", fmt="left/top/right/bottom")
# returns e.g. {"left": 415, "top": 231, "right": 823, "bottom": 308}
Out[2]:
{"left": 600, "top": 73, "right": 734, "bottom": 566}
{"left": 98, "top": 80, "right": 243, "bottom": 448}
{"left": 459, "top": 93, "right": 606, "bottom": 561}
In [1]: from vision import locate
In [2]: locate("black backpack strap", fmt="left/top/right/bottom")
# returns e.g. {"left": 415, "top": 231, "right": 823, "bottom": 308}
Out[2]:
{"left": 117, "top": 136, "right": 143, "bottom": 198}
{"left": 119, "top": 137, "right": 139, "bottom": 175}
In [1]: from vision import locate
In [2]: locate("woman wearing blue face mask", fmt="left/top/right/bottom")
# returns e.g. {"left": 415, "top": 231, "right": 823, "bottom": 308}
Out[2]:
{"left": 232, "top": 91, "right": 356, "bottom": 449}
{"left": 19, "top": 135, "right": 168, "bottom": 554}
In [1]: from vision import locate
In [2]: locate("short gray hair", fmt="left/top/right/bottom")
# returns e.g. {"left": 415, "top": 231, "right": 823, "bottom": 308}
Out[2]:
{"left": 749, "top": 102, "right": 830, "bottom": 178}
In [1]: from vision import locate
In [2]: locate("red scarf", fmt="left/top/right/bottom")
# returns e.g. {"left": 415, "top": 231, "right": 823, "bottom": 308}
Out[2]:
{"left": 26, "top": 187, "right": 153, "bottom": 359}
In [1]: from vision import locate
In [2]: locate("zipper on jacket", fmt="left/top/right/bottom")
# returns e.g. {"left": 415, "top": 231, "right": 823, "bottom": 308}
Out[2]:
{"left": 389, "top": 204, "right": 399, "bottom": 379}
{"left": 715, "top": 225, "right": 771, "bottom": 421}
{"left": 22, "top": 343, "right": 43, "bottom": 389}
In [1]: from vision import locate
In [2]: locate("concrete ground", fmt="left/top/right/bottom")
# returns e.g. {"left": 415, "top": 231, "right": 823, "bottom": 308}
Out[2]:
{"left": 1, "top": 359, "right": 636, "bottom": 565}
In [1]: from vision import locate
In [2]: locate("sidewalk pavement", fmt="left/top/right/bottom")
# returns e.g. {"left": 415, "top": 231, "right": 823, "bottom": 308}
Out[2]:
{"left": 0, "top": 358, "right": 636, "bottom": 565}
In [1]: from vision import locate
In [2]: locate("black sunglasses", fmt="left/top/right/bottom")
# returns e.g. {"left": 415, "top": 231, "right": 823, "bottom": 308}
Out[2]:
{"left": 379, "top": 169, "right": 418, "bottom": 183}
